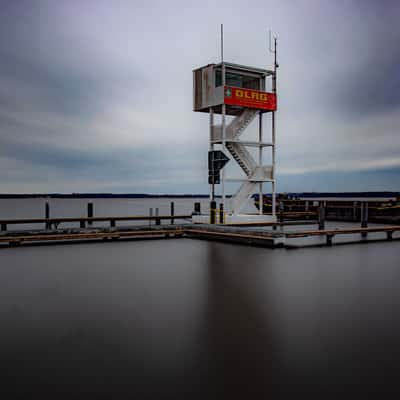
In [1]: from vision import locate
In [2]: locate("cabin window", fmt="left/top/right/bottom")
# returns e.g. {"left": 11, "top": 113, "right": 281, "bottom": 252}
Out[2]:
{"left": 215, "top": 69, "right": 260, "bottom": 90}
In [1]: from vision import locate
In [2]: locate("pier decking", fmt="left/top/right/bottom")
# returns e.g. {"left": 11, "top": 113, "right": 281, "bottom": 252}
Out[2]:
{"left": 1, "top": 213, "right": 399, "bottom": 248}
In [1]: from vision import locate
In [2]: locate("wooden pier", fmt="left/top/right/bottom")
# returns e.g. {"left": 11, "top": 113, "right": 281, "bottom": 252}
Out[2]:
{"left": 0, "top": 228, "right": 185, "bottom": 246}
{"left": 1, "top": 211, "right": 399, "bottom": 248}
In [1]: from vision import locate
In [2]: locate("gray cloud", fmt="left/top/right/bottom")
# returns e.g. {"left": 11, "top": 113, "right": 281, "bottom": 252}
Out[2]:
{"left": 0, "top": 0, "right": 399, "bottom": 193}
{"left": 327, "top": 1, "right": 400, "bottom": 118}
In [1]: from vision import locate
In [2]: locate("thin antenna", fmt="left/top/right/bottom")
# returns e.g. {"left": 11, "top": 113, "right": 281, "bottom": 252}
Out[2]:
{"left": 269, "top": 29, "right": 273, "bottom": 53}
{"left": 220, "top": 24, "right": 224, "bottom": 63}
{"left": 268, "top": 29, "right": 278, "bottom": 88}
{"left": 268, "top": 29, "right": 277, "bottom": 55}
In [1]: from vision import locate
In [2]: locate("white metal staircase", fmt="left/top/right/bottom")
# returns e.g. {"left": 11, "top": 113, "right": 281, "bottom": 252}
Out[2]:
{"left": 212, "top": 108, "right": 274, "bottom": 215}
{"left": 228, "top": 108, "right": 258, "bottom": 139}
{"left": 225, "top": 142, "right": 255, "bottom": 176}
{"left": 230, "top": 181, "right": 257, "bottom": 215}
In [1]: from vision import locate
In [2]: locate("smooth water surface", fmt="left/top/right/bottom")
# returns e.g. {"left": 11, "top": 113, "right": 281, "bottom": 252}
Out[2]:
{"left": 1, "top": 234, "right": 400, "bottom": 398}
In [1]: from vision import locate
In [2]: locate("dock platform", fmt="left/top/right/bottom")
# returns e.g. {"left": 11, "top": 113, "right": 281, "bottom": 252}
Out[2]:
{"left": 1, "top": 214, "right": 399, "bottom": 249}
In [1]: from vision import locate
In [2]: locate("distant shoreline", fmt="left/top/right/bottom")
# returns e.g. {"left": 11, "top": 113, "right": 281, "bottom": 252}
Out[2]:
{"left": 0, "top": 191, "right": 398, "bottom": 199}
{"left": 0, "top": 193, "right": 210, "bottom": 199}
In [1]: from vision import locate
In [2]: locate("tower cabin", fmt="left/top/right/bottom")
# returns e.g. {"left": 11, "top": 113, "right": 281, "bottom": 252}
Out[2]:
{"left": 193, "top": 62, "right": 275, "bottom": 116}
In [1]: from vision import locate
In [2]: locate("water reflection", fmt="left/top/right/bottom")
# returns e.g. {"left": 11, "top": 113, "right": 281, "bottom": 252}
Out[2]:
{"left": 1, "top": 239, "right": 400, "bottom": 397}
{"left": 206, "top": 241, "right": 291, "bottom": 397}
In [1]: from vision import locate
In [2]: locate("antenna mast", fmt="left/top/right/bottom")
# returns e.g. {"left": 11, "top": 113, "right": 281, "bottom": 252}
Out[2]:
{"left": 269, "top": 30, "right": 278, "bottom": 219}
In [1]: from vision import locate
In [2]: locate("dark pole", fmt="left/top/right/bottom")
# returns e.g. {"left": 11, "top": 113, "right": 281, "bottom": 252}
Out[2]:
{"left": 318, "top": 202, "right": 325, "bottom": 230}
{"left": 361, "top": 202, "right": 368, "bottom": 238}
{"left": 45, "top": 201, "right": 50, "bottom": 229}
{"left": 155, "top": 207, "right": 160, "bottom": 226}
{"left": 210, "top": 200, "right": 216, "bottom": 224}
{"left": 170, "top": 202, "right": 175, "bottom": 225}
{"left": 87, "top": 202, "right": 94, "bottom": 226}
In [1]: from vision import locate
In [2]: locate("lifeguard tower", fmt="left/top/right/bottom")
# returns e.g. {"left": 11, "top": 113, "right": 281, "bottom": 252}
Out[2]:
{"left": 193, "top": 31, "right": 278, "bottom": 223}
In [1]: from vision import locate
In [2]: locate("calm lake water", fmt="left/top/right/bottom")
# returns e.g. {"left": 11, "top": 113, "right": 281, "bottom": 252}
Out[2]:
{"left": 1, "top": 198, "right": 400, "bottom": 398}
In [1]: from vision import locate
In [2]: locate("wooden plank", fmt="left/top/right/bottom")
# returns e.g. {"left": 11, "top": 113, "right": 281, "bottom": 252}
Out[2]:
{"left": 186, "top": 228, "right": 275, "bottom": 240}
{"left": 285, "top": 225, "right": 400, "bottom": 238}
{"left": 0, "top": 229, "right": 184, "bottom": 244}
{"left": 225, "top": 220, "right": 317, "bottom": 227}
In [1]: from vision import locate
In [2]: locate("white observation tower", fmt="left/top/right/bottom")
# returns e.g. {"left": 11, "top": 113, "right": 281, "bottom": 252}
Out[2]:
{"left": 193, "top": 29, "right": 278, "bottom": 224}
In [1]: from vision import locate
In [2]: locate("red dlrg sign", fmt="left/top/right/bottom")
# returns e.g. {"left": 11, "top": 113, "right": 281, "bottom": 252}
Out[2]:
{"left": 224, "top": 86, "right": 277, "bottom": 111}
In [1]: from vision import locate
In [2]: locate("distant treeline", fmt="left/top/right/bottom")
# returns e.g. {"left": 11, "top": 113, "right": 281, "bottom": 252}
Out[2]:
{"left": 0, "top": 191, "right": 398, "bottom": 199}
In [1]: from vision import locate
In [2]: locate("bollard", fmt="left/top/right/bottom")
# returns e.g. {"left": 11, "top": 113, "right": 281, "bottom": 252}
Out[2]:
{"left": 194, "top": 202, "right": 201, "bottom": 215}
{"left": 170, "top": 202, "right": 175, "bottom": 224}
{"left": 219, "top": 203, "right": 224, "bottom": 224}
{"left": 210, "top": 201, "right": 216, "bottom": 224}
{"left": 318, "top": 202, "right": 325, "bottom": 230}
{"left": 87, "top": 202, "right": 94, "bottom": 226}
{"left": 155, "top": 208, "right": 160, "bottom": 225}
{"left": 45, "top": 201, "right": 51, "bottom": 229}
{"left": 326, "top": 234, "right": 334, "bottom": 246}
{"left": 110, "top": 219, "right": 116, "bottom": 228}
{"left": 149, "top": 208, "right": 153, "bottom": 227}
{"left": 1, "top": 223, "right": 6, "bottom": 232}
{"left": 80, "top": 220, "right": 85, "bottom": 228}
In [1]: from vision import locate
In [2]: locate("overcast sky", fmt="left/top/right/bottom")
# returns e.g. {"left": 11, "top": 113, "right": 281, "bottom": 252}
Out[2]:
{"left": 1, "top": 0, "right": 399, "bottom": 194}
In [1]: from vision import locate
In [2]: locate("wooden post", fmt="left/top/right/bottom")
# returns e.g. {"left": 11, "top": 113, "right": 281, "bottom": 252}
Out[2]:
{"left": 155, "top": 208, "right": 160, "bottom": 225}
{"left": 353, "top": 201, "right": 357, "bottom": 221}
{"left": 326, "top": 234, "right": 334, "bottom": 246}
{"left": 170, "top": 202, "right": 175, "bottom": 225}
{"left": 318, "top": 202, "right": 325, "bottom": 230}
{"left": 210, "top": 201, "right": 216, "bottom": 224}
{"left": 45, "top": 201, "right": 51, "bottom": 229}
{"left": 87, "top": 202, "right": 94, "bottom": 226}
{"left": 361, "top": 202, "right": 368, "bottom": 238}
